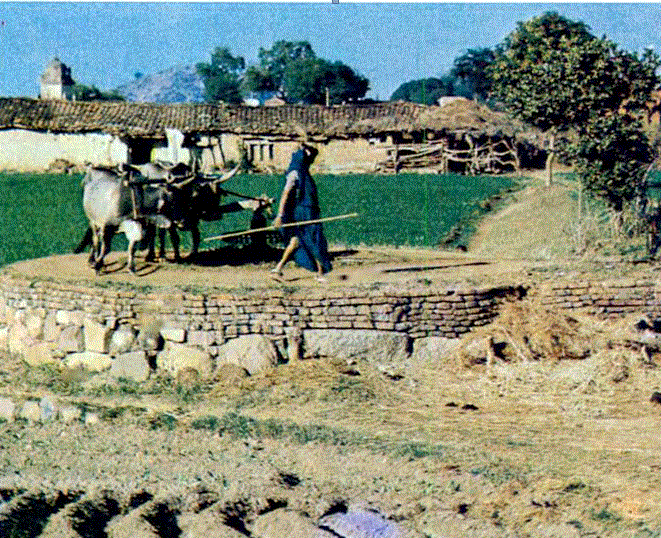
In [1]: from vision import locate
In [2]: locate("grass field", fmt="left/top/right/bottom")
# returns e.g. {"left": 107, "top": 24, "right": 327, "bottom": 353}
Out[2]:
{"left": 0, "top": 171, "right": 518, "bottom": 267}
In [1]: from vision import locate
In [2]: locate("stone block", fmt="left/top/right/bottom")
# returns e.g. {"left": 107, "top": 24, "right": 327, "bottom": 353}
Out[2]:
{"left": 39, "top": 397, "right": 56, "bottom": 421}
{"left": 84, "top": 318, "right": 112, "bottom": 353}
{"left": 58, "top": 325, "right": 84, "bottom": 353}
{"left": 23, "top": 341, "right": 56, "bottom": 366}
{"left": 13, "top": 309, "right": 26, "bottom": 325}
{"left": 8, "top": 322, "right": 32, "bottom": 355}
{"left": 160, "top": 324, "right": 186, "bottom": 343}
{"left": 56, "top": 310, "right": 84, "bottom": 327}
{"left": 137, "top": 316, "right": 163, "bottom": 351}
{"left": 179, "top": 508, "right": 247, "bottom": 538}
{"left": 19, "top": 400, "right": 41, "bottom": 422}
{"left": 0, "top": 397, "right": 15, "bottom": 422}
{"left": 157, "top": 342, "right": 213, "bottom": 378}
{"left": 110, "top": 325, "right": 136, "bottom": 354}
{"left": 216, "top": 335, "right": 278, "bottom": 375}
{"left": 318, "top": 507, "right": 406, "bottom": 538}
{"left": 25, "top": 311, "right": 44, "bottom": 339}
{"left": 0, "top": 326, "right": 8, "bottom": 351}
{"left": 111, "top": 351, "right": 150, "bottom": 382}
{"left": 64, "top": 351, "right": 112, "bottom": 372}
{"left": 85, "top": 412, "right": 100, "bottom": 425}
{"left": 188, "top": 330, "right": 214, "bottom": 348}
{"left": 410, "top": 336, "right": 461, "bottom": 368}
{"left": 252, "top": 508, "right": 335, "bottom": 538}
{"left": 43, "top": 312, "right": 61, "bottom": 342}
{"left": 4, "top": 305, "right": 15, "bottom": 326}
{"left": 303, "top": 329, "right": 410, "bottom": 364}
{"left": 58, "top": 405, "right": 82, "bottom": 423}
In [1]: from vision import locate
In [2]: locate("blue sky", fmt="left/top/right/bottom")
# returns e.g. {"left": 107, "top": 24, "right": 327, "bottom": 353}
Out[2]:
{"left": 1, "top": 2, "right": 661, "bottom": 100}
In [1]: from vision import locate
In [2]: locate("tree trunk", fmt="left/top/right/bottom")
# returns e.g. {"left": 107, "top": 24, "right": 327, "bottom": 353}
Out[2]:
{"left": 545, "top": 132, "right": 556, "bottom": 187}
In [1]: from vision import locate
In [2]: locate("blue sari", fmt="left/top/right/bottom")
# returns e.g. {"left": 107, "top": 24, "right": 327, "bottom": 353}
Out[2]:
{"left": 280, "top": 149, "right": 332, "bottom": 274}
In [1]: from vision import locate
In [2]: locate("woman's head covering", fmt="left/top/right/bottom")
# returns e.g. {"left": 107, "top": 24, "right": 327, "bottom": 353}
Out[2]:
{"left": 286, "top": 148, "right": 306, "bottom": 174}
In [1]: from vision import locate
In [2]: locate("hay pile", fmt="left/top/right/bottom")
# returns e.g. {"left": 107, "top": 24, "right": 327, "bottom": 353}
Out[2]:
{"left": 457, "top": 298, "right": 660, "bottom": 368}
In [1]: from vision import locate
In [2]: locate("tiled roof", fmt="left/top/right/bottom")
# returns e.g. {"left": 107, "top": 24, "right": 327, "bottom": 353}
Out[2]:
{"left": 0, "top": 97, "right": 521, "bottom": 139}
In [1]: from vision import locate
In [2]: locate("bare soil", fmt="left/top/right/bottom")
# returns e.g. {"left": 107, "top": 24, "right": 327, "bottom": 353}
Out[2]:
{"left": 2, "top": 182, "right": 661, "bottom": 537}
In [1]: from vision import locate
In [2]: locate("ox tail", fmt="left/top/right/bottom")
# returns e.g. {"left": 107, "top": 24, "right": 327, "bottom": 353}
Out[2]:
{"left": 74, "top": 227, "right": 93, "bottom": 253}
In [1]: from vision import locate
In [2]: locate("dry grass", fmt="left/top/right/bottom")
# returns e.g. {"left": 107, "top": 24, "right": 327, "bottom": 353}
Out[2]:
{"left": 469, "top": 171, "right": 648, "bottom": 262}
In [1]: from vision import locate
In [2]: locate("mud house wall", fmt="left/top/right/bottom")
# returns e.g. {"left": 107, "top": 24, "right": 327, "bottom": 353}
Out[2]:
{"left": 0, "top": 129, "right": 128, "bottom": 172}
{"left": 314, "top": 138, "right": 391, "bottom": 174}
{"left": 216, "top": 135, "right": 391, "bottom": 174}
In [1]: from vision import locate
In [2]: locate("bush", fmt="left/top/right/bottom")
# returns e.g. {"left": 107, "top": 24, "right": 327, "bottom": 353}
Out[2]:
{"left": 570, "top": 114, "right": 653, "bottom": 212}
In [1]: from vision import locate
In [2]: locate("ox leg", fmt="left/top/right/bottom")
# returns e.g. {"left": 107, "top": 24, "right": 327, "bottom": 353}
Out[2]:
{"left": 121, "top": 220, "right": 144, "bottom": 274}
{"left": 169, "top": 228, "right": 181, "bottom": 262}
{"left": 144, "top": 223, "right": 157, "bottom": 263}
{"left": 88, "top": 225, "right": 100, "bottom": 268}
{"left": 95, "top": 225, "right": 116, "bottom": 274}
{"left": 188, "top": 222, "right": 200, "bottom": 261}
{"left": 158, "top": 228, "right": 168, "bottom": 261}
{"left": 74, "top": 227, "right": 94, "bottom": 255}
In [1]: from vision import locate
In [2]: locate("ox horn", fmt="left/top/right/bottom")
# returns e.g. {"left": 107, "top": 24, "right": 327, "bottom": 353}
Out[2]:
{"left": 213, "top": 164, "right": 241, "bottom": 185}
{"left": 170, "top": 173, "right": 197, "bottom": 188}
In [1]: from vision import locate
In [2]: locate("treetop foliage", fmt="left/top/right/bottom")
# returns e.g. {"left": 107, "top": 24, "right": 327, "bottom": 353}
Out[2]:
{"left": 569, "top": 114, "right": 653, "bottom": 211}
{"left": 451, "top": 48, "right": 494, "bottom": 102}
{"left": 72, "top": 83, "right": 124, "bottom": 102}
{"left": 390, "top": 77, "right": 458, "bottom": 105}
{"left": 489, "top": 10, "right": 660, "bottom": 211}
{"left": 197, "top": 40, "right": 369, "bottom": 105}
{"left": 196, "top": 47, "right": 246, "bottom": 104}
{"left": 489, "top": 11, "right": 659, "bottom": 133}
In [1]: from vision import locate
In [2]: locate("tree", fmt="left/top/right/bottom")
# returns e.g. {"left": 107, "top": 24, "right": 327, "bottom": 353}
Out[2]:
{"left": 244, "top": 41, "right": 369, "bottom": 104}
{"left": 283, "top": 58, "right": 369, "bottom": 105}
{"left": 451, "top": 48, "right": 494, "bottom": 102}
{"left": 246, "top": 40, "right": 315, "bottom": 96}
{"left": 489, "top": 11, "right": 658, "bottom": 186}
{"left": 196, "top": 47, "right": 245, "bottom": 104}
{"left": 72, "top": 83, "right": 123, "bottom": 101}
{"left": 570, "top": 114, "right": 653, "bottom": 212}
{"left": 390, "top": 77, "right": 455, "bottom": 105}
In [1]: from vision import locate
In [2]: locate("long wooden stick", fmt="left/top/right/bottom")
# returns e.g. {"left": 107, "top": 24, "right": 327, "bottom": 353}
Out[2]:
{"left": 204, "top": 212, "right": 359, "bottom": 242}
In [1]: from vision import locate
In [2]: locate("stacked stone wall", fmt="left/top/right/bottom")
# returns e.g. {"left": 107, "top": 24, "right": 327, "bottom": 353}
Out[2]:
{"left": 0, "top": 274, "right": 521, "bottom": 379}
{"left": 536, "top": 279, "right": 661, "bottom": 318}
{"left": 2, "top": 273, "right": 660, "bottom": 380}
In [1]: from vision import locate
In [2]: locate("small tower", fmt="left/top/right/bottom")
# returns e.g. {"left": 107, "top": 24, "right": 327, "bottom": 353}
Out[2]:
{"left": 40, "top": 58, "right": 74, "bottom": 100}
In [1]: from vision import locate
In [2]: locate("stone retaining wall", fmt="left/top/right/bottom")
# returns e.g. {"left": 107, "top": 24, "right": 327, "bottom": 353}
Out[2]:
{"left": 1, "top": 273, "right": 660, "bottom": 381}
{"left": 536, "top": 278, "right": 661, "bottom": 318}
{"left": 0, "top": 274, "right": 522, "bottom": 379}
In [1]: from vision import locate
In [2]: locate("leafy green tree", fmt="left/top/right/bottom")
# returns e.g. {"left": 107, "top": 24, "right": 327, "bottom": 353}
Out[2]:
{"left": 72, "top": 84, "right": 124, "bottom": 101}
{"left": 451, "top": 48, "right": 494, "bottom": 102}
{"left": 196, "top": 47, "right": 245, "bottom": 104}
{"left": 244, "top": 41, "right": 369, "bottom": 104}
{"left": 570, "top": 114, "right": 653, "bottom": 212}
{"left": 283, "top": 58, "right": 369, "bottom": 105}
{"left": 390, "top": 77, "right": 455, "bottom": 105}
{"left": 489, "top": 11, "right": 658, "bottom": 186}
{"left": 244, "top": 40, "right": 315, "bottom": 96}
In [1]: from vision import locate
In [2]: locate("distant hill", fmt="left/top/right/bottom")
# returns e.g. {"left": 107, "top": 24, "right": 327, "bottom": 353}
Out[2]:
{"left": 115, "top": 65, "right": 205, "bottom": 103}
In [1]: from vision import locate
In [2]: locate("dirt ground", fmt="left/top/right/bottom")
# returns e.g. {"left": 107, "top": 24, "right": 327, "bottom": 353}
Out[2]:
{"left": 3, "top": 184, "right": 661, "bottom": 537}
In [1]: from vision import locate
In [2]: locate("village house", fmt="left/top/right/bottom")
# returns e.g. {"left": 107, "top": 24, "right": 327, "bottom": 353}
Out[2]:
{"left": 0, "top": 60, "right": 537, "bottom": 174}
{"left": 0, "top": 96, "right": 539, "bottom": 175}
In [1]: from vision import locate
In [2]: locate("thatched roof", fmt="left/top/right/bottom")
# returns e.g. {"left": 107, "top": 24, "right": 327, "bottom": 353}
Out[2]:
{"left": 0, "top": 97, "right": 524, "bottom": 140}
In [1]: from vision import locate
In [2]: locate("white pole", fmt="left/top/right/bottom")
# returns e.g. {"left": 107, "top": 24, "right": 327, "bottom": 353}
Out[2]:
{"left": 204, "top": 212, "right": 359, "bottom": 242}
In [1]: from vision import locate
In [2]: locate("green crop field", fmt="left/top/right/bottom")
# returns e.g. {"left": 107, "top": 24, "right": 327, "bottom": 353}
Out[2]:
{"left": 0, "top": 171, "right": 517, "bottom": 267}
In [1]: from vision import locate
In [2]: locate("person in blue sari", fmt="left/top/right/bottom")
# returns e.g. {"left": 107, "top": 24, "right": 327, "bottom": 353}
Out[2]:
{"left": 271, "top": 144, "right": 332, "bottom": 281}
